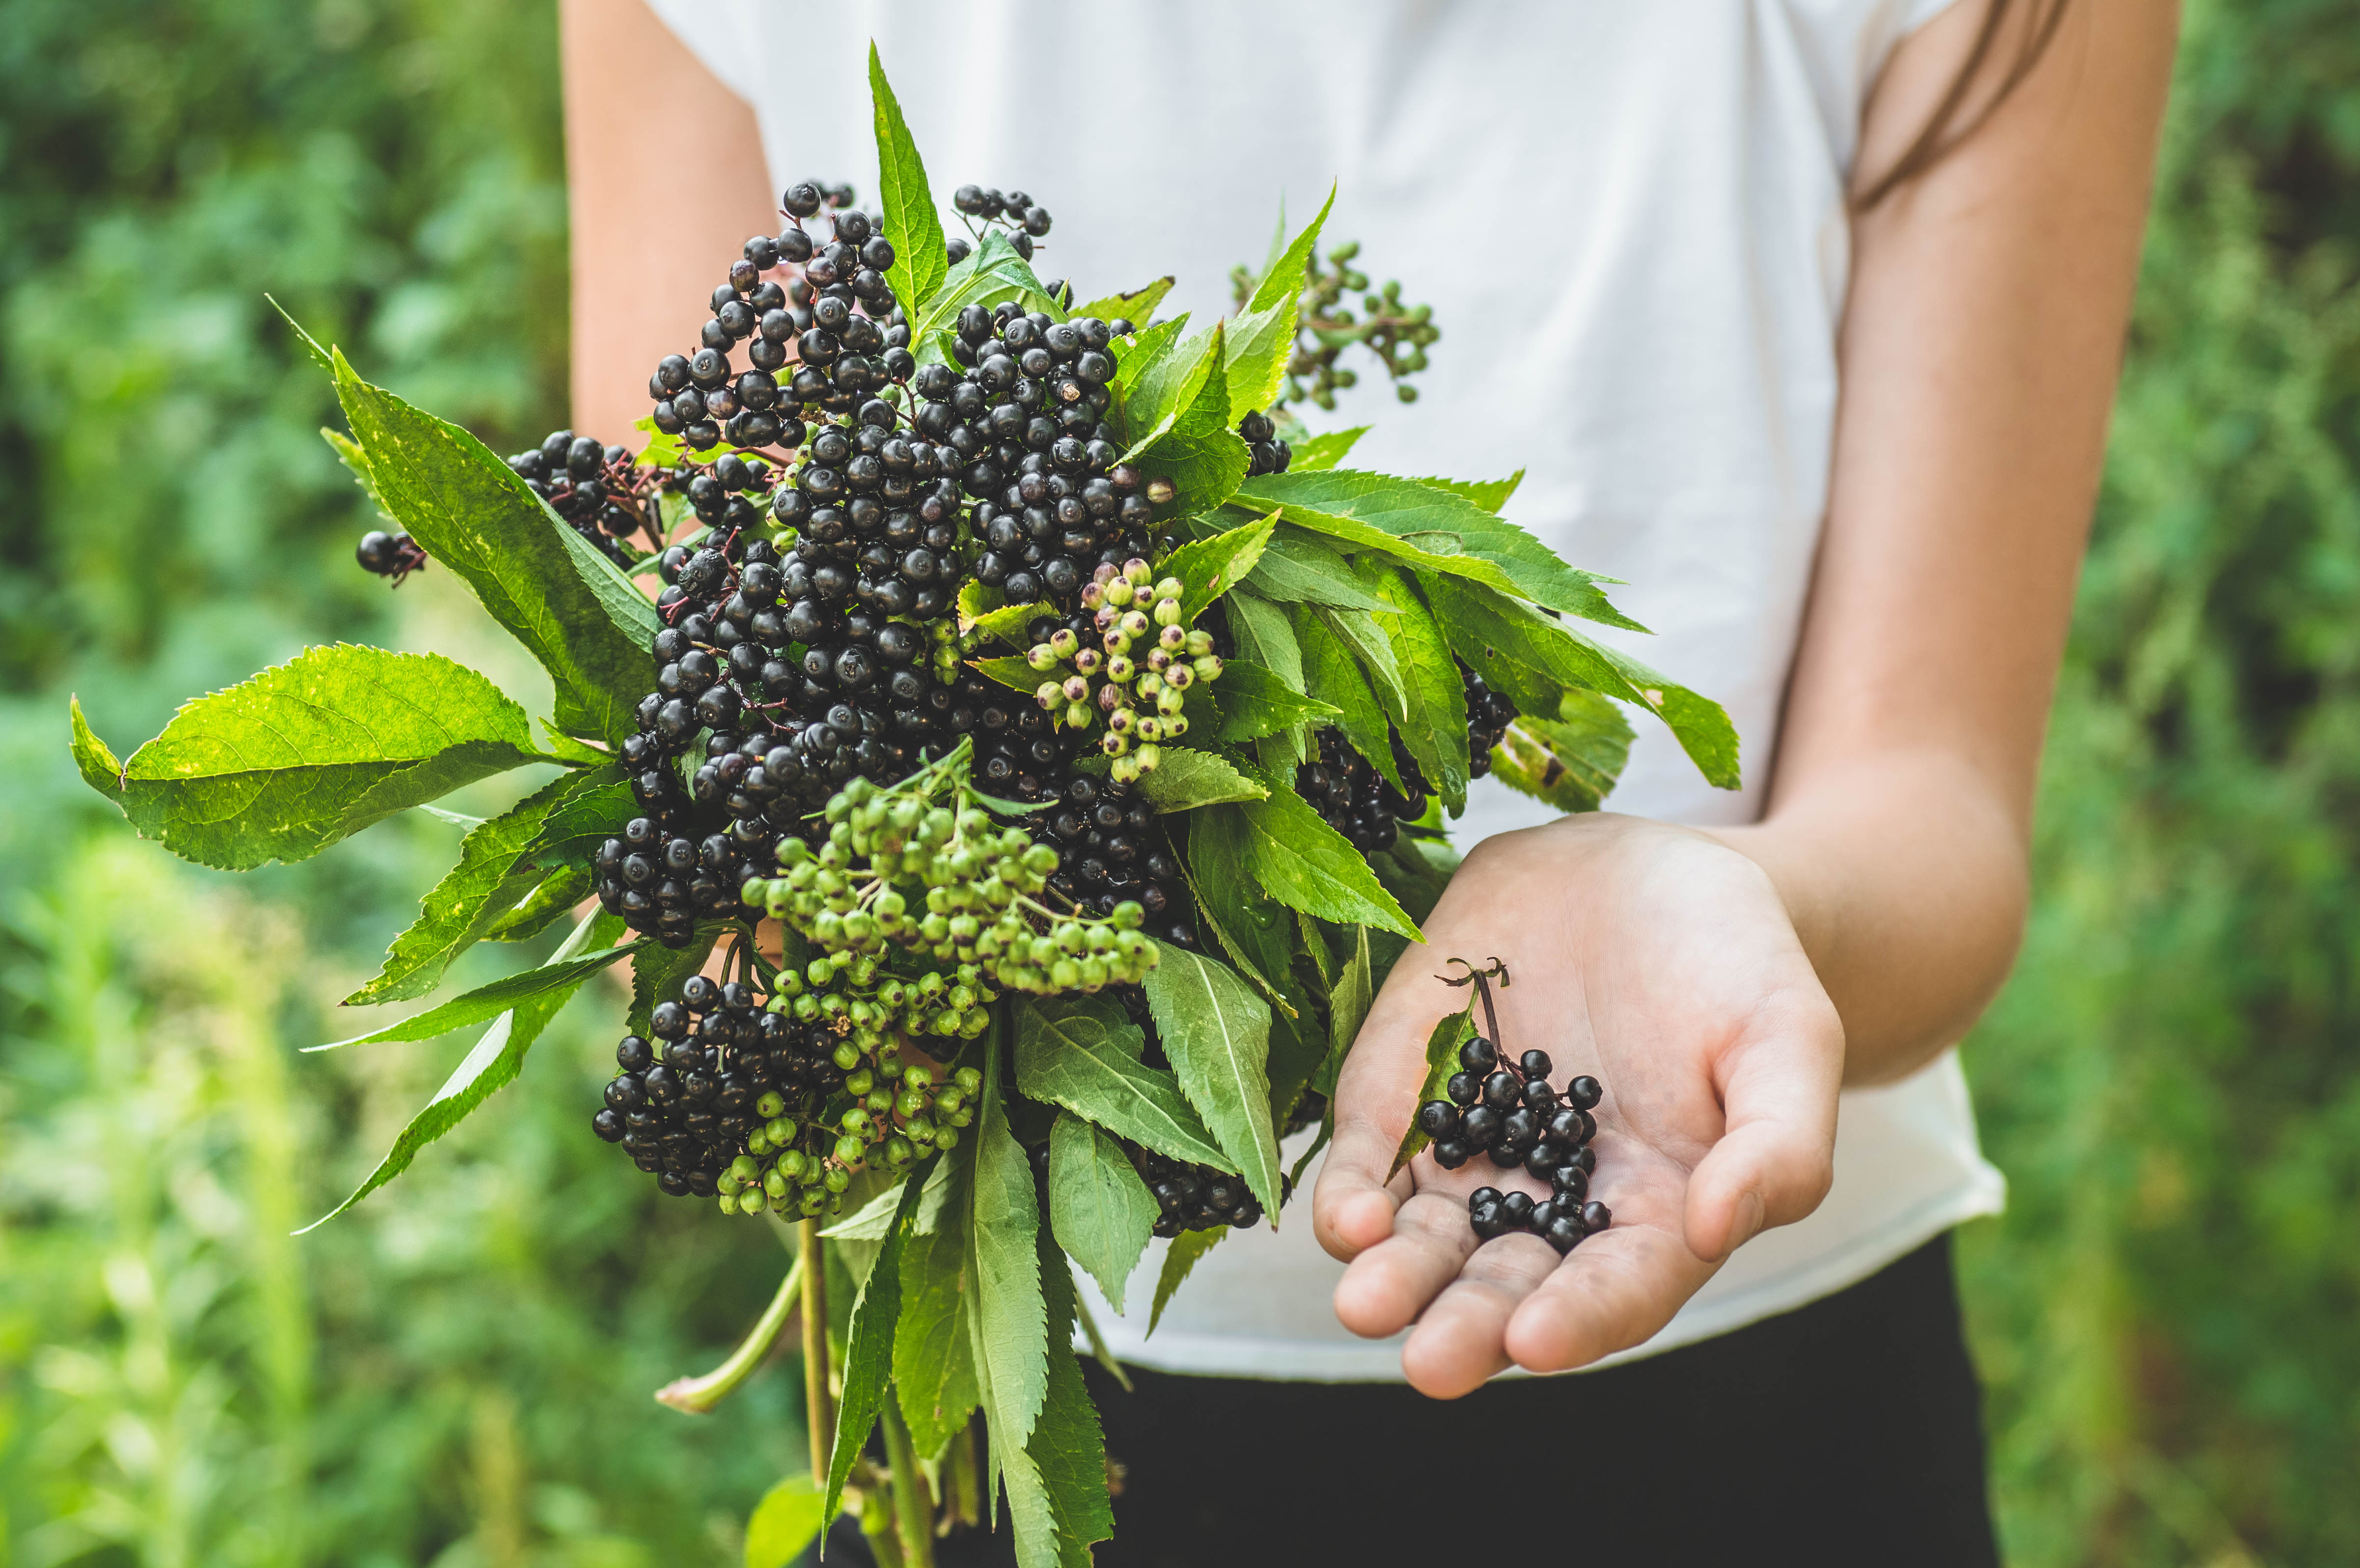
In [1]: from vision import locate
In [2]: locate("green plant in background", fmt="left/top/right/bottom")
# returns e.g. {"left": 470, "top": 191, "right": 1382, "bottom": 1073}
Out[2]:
{"left": 1231, "top": 228, "right": 1439, "bottom": 411}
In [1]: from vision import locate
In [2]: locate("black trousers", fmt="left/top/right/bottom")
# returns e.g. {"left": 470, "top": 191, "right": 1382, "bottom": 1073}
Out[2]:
{"left": 929, "top": 1234, "right": 1997, "bottom": 1568}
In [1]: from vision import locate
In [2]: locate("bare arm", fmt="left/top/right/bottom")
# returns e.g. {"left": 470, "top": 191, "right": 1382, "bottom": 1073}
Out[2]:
{"left": 1314, "top": 0, "right": 2178, "bottom": 1395}
{"left": 1718, "top": 0, "right": 2180, "bottom": 1083}
{"left": 560, "top": 0, "right": 771, "bottom": 443}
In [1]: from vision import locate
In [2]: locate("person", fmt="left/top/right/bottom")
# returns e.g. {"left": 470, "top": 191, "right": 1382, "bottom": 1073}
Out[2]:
{"left": 562, "top": 2, "right": 2177, "bottom": 1561}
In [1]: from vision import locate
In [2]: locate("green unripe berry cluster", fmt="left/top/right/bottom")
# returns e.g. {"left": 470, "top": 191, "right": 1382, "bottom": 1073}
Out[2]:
{"left": 1024, "top": 559, "right": 1223, "bottom": 785}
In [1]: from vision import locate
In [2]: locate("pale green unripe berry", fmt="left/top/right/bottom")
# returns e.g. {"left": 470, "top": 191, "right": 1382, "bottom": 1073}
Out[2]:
{"left": 1153, "top": 596, "right": 1183, "bottom": 627}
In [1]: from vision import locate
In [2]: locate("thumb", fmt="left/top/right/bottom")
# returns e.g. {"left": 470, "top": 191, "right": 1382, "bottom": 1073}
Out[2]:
{"left": 1311, "top": 963, "right": 1452, "bottom": 1263}
{"left": 1682, "top": 993, "right": 1842, "bottom": 1262}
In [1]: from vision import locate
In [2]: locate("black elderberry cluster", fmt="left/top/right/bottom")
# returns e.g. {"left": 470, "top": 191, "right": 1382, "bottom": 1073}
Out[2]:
{"left": 1236, "top": 408, "right": 1292, "bottom": 478}
{"left": 1033, "top": 771, "right": 1196, "bottom": 946}
{"left": 504, "top": 428, "right": 658, "bottom": 565}
{"left": 1132, "top": 1143, "right": 1264, "bottom": 1235}
{"left": 952, "top": 183, "right": 1054, "bottom": 260}
{"left": 1295, "top": 663, "right": 1521, "bottom": 850}
{"left": 939, "top": 305, "right": 1154, "bottom": 609}
{"left": 1420, "top": 1039, "right": 1610, "bottom": 1255}
{"left": 355, "top": 528, "right": 428, "bottom": 582}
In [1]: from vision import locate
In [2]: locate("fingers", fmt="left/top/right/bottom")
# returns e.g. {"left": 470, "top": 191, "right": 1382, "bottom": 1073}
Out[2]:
{"left": 1312, "top": 964, "right": 1451, "bottom": 1263}
{"left": 1501, "top": 1221, "right": 1715, "bottom": 1372}
{"left": 1398, "top": 1235, "right": 1562, "bottom": 1398}
{"left": 1684, "top": 995, "right": 1842, "bottom": 1262}
{"left": 1331, "top": 1189, "right": 1478, "bottom": 1340}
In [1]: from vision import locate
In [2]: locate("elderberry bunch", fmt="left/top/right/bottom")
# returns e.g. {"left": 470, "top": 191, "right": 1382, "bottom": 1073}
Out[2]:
{"left": 1033, "top": 773, "right": 1198, "bottom": 947}
{"left": 1236, "top": 408, "right": 1293, "bottom": 478}
{"left": 504, "top": 428, "right": 659, "bottom": 565}
{"left": 951, "top": 184, "right": 1054, "bottom": 261}
{"left": 940, "top": 303, "right": 1154, "bottom": 607}
{"left": 1295, "top": 662, "right": 1523, "bottom": 850}
{"left": 1022, "top": 562, "right": 1225, "bottom": 783}
{"left": 1463, "top": 664, "right": 1517, "bottom": 778}
{"left": 1130, "top": 1142, "right": 1264, "bottom": 1236}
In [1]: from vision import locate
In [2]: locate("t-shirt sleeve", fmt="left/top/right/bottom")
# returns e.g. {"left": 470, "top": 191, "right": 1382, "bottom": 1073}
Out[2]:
{"left": 642, "top": 0, "right": 764, "bottom": 106}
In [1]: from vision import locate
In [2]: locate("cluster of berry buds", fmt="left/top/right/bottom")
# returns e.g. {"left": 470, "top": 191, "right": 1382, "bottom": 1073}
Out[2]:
{"left": 1414, "top": 959, "right": 1612, "bottom": 1255}
{"left": 1023, "top": 561, "right": 1222, "bottom": 783}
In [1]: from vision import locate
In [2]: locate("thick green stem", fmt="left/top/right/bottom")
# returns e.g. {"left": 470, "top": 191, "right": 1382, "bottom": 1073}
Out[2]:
{"left": 653, "top": 1254, "right": 805, "bottom": 1414}
{"left": 857, "top": 1486, "right": 907, "bottom": 1568}
{"left": 799, "top": 1218, "right": 833, "bottom": 1490}
{"left": 949, "top": 1416, "right": 981, "bottom": 1528}
{"left": 880, "top": 1401, "right": 937, "bottom": 1568}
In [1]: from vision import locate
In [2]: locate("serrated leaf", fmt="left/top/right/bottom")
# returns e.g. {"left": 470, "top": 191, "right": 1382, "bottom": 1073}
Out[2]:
{"left": 1329, "top": 924, "right": 1375, "bottom": 1075}
{"left": 321, "top": 426, "right": 399, "bottom": 529}
{"left": 481, "top": 864, "right": 593, "bottom": 943}
{"left": 300, "top": 912, "right": 624, "bottom": 1229}
{"left": 912, "top": 229, "right": 1063, "bottom": 365}
{"left": 1288, "top": 427, "right": 1367, "bottom": 472}
{"left": 1390, "top": 1008, "right": 1477, "bottom": 1178}
{"left": 969, "top": 595, "right": 1055, "bottom": 647}
{"left": 1225, "top": 187, "right": 1333, "bottom": 418}
{"left": 1012, "top": 998, "right": 1235, "bottom": 1170}
{"left": 1220, "top": 774, "right": 1422, "bottom": 941}
{"left": 1158, "top": 509, "right": 1277, "bottom": 622}
{"left": 1134, "top": 747, "right": 1266, "bottom": 812}
{"left": 868, "top": 44, "right": 949, "bottom": 314}
{"left": 1110, "top": 315, "right": 1189, "bottom": 437}
{"left": 1141, "top": 942, "right": 1281, "bottom": 1217}
{"left": 1421, "top": 574, "right": 1739, "bottom": 790}
{"left": 972, "top": 655, "right": 1040, "bottom": 695}
{"left": 1149, "top": 1226, "right": 1227, "bottom": 1335}
{"left": 348, "top": 768, "right": 614, "bottom": 1004}
{"left": 68, "top": 695, "right": 122, "bottom": 801}
{"left": 631, "top": 415, "right": 687, "bottom": 474}
{"left": 311, "top": 938, "right": 642, "bottom": 1051}
{"left": 825, "top": 1163, "right": 929, "bottom": 1523}
{"left": 331, "top": 351, "right": 659, "bottom": 745}
{"left": 1311, "top": 604, "right": 1406, "bottom": 722}
{"left": 827, "top": 1157, "right": 955, "bottom": 1240}
{"left": 1288, "top": 608, "right": 1403, "bottom": 794}
{"left": 1206, "top": 659, "right": 1338, "bottom": 747}
{"left": 1048, "top": 1113, "right": 1157, "bottom": 1312}
{"left": 1025, "top": 1245, "right": 1114, "bottom": 1562}
{"left": 965, "top": 1041, "right": 1048, "bottom": 1451}
{"left": 525, "top": 775, "right": 639, "bottom": 861}
{"left": 1491, "top": 689, "right": 1636, "bottom": 813}
{"left": 1072, "top": 277, "right": 1173, "bottom": 326}
{"left": 1245, "top": 527, "right": 1391, "bottom": 611}
{"left": 895, "top": 1203, "right": 981, "bottom": 1459}
{"left": 1184, "top": 809, "right": 1297, "bottom": 1002}
{"left": 1234, "top": 469, "right": 1646, "bottom": 632}
{"left": 552, "top": 514, "right": 665, "bottom": 651}
{"left": 1414, "top": 472, "right": 1524, "bottom": 513}
{"left": 1118, "top": 320, "right": 1216, "bottom": 455}
{"left": 1136, "top": 322, "right": 1249, "bottom": 515}
{"left": 102, "top": 645, "right": 556, "bottom": 872}
{"left": 743, "top": 1476, "right": 825, "bottom": 1568}
{"left": 1358, "top": 562, "right": 1471, "bottom": 813}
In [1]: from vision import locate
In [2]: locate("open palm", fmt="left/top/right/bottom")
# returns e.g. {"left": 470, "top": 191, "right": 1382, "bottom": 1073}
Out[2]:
{"left": 1312, "top": 813, "right": 1844, "bottom": 1397}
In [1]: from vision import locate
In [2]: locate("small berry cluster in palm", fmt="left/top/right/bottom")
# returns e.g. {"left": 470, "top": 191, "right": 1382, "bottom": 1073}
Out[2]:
{"left": 1417, "top": 959, "right": 1613, "bottom": 1254}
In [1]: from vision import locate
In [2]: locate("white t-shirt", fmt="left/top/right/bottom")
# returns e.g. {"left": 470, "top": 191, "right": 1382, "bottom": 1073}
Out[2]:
{"left": 650, "top": 0, "right": 2006, "bottom": 1378}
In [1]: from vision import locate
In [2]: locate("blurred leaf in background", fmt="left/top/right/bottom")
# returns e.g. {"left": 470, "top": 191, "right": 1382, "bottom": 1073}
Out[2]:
{"left": 0, "top": 1, "right": 808, "bottom": 1565}
{"left": 1957, "top": 1, "right": 2360, "bottom": 1565}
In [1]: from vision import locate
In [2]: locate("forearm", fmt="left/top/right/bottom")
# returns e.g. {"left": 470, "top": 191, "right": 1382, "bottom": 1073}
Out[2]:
{"left": 1709, "top": 749, "right": 2028, "bottom": 1085}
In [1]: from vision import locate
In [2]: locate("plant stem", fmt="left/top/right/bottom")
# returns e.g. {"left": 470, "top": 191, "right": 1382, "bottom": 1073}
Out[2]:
{"left": 799, "top": 1218, "right": 834, "bottom": 1490}
{"left": 858, "top": 1486, "right": 907, "bottom": 1568}
{"left": 881, "top": 1401, "right": 937, "bottom": 1568}
{"left": 653, "top": 1253, "right": 805, "bottom": 1414}
{"left": 949, "top": 1416, "right": 981, "bottom": 1528}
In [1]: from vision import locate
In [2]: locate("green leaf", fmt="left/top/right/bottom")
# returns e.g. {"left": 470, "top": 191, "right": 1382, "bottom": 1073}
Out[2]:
{"left": 481, "top": 864, "right": 594, "bottom": 943}
{"left": 912, "top": 229, "right": 1063, "bottom": 364}
{"left": 1024, "top": 1245, "right": 1115, "bottom": 1562}
{"left": 1134, "top": 747, "right": 1266, "bottom": 812}
{"left": 1414, "top": 471, "right": 1525, "bottom": 513}
{"left": 1206, "top": 659, "right": 1338, "bottom": 747}
{"left": 311, "top": 938, "right": 641, "bottom": 1052}
{"left": 1310, "top": 604, "right": 1406, "bottom": 722}
{"left": 1244, "top": 527, "right": 1391, "bottom": 611}
{"left": 1141, "top": 942, "right": 1282, "bottom": 1217}
{"left": 972, "top": 654, "right": 1040, "bottom": 695}
{"left": 1392, "top": 1009, "right": 1475, "bottom": 1177}
{"left": 1109, "top": 315, "right": 1190, "bottom": 442}
{"left": 965, "top": 1038, "right": 1048, "bottom": 1451}
{"left": 68, "top": 695, "right": 122, "bottom": 801}
{"left": 1225, "top": 187, "right": 1333, "bottom": 419}
{"left": 104, "top": 645, "right": 556, "bottom": 872}
{"left": 331, "top": 351, "right": 659, "bottom": 745}
{"left": 1216, "top": 773, "right": 1422, "bottom": 941}
{"left": 1491, "top": 690, "right": 1636, "bottom": 813}
{"left": 1149, "top": 1227, "right": 1227, "bottom": 1336}
{"left": 1421, "top": 574, "right": 1740, "bottom": 790}
{"left": 524, "top": 774, "right": 639, "bottom": 860}
{"left": 1011, "top": 998, "right": 1236, "bottom": 1170}
{"left": 627, "top": 926, "right": 719, "bottom": 1038}
{"left": 552, "top": 515, "right": 665, "bottom": 652}
{"left": 1358, "top": 562, "right": 1472, "bottom": 813}
{"left": 895, "top": 1203, "right": 981, "bottom": 1460}
{"left": 868, "top": 44, "right": 949, "bottom": 314}
{"left": 825, "top": 1163, "right": 929, "bottom": 1524}
{"left": 968, "top": 595, "right": 1055, "bottom": 648}
{"left": 1289, "top": 608, "right": 1403, "bottom": 794}
{"left": 1233, "top": 469, "right": 1647, "bottom": 632}
{"left": 1184, "top": 809, "right": 1298, "bottom": 1003}
{"left": 1288, "top": 427, "right": 1368, "bottom": 471}
{"left": 1136, "top": 321, "right": 1250, "bottom": 515}
{"left": 1158, "top": 508, "right": 1277, "bottom": 622}
{"left": 1048, "top": 1112, "right": 1157, "bottom": 1312}
{"left": 1328, "top": 924, "right": 1376, "bottom": 1076}
{"left": 743, "top": 1476, "right": 825, "bottom": 1568}
{"left": 1222, "top": 588, "right": 1303, "bottom": 691}
{"left": 300, "top": 912, "right": 625, "bottom": 1229}
{"left": 1072, "top": 277, "right": 1174, "bottom": 326}
{"left": 347, "top": 768, "right": 615, "bottom": 1004}
{"left": 321, "top": 426, "right": 398, "bottom": 529}
{"left": 1118, "top": 320, "right": 1216, "bottom": 456}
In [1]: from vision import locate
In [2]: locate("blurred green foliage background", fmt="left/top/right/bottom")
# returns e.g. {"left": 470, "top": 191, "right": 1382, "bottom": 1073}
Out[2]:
{"left": 1, "top": 0, "right": 2355, "bottom": 1563}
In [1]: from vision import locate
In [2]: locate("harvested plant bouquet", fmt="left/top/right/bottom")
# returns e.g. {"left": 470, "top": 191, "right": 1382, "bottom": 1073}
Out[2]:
{"left": 70, "top": 52, "right": 1737, "bottom": 1568}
